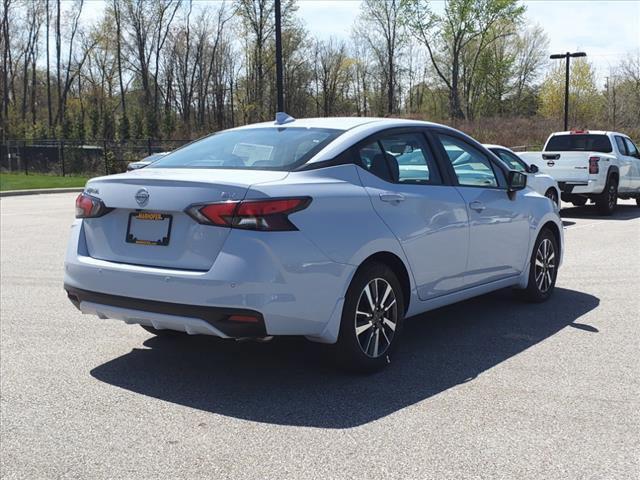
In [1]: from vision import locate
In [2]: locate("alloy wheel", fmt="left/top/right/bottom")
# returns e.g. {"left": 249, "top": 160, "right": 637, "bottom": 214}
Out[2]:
{"left": 608, "top": 183, "right": 617, "bottom": 210}
{"left": 354, "top": 278, "right": 398, "bottom": 358}
{"left": 534, "top": 238, "right": 556, "bottom": 293}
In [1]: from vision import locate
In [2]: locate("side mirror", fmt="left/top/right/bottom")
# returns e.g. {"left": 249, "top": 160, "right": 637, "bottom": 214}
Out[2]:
{"left": 507, "top": 170, "right": 527, "bottom": 192}
{"left": 528, "top": 164, "right": 539, "bottom": 173}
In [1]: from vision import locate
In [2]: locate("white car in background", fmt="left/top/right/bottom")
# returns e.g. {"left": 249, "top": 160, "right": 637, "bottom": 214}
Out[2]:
{"left": 485, "top": 144, "right": 561, "bottom": 207}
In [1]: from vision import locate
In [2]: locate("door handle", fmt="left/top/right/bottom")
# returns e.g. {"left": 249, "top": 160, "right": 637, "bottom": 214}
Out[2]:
{"left": 469, "top": 201, "right": 486, "bottom": 212}
{"left": 379, "top": 193, "right": 405, "bottom": 203}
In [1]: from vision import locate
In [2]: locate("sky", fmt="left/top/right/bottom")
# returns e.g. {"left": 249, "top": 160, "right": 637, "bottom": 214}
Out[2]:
{"left": 296, "top": 0, "right": 640, "bottom": 82}
{"left": 79, "top": 0, "right": 640, "bottom": 84}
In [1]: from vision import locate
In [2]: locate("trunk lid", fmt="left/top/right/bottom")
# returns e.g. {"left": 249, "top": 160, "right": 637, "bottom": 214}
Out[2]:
{"left": 81, "top": 168, "right": 288, "bottom": 271}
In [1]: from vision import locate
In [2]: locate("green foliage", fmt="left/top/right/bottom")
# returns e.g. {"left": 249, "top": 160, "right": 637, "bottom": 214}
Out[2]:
{"left": 101, "top": 112, "right": 116, "bottom": 141}
{"left": 540, "top": 58, "right": 604, "bottom": 128}
{"left": 131, "top": 111, "right": 144, "bottom": 140}
{"left": 89, "top": 108, "right": 101, "bottom": 140}
{"left": 0, "top": 173, "right": 88, "bottom": 192}
{"left": 117, "top": 114, "right": 130, "bottom": 142}
{"left": 2, "top": 0, "right": 637, "bottom": 146}
{"left": 73, "top": 114, "right": 86, "bottom": 141}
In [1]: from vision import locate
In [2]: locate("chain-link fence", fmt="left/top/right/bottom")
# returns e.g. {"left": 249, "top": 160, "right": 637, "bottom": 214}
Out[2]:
{"left": 0, "top": 139, "right": 191, "bottom": 176}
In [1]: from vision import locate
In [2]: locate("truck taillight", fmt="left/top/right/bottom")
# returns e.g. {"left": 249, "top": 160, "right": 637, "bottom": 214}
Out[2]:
{"left": 588, "top": 156, "right": 600, "bottom": 174}
{"left": 75, "top": 193, "right": 110, "bottom": 218}
{"left": 185, "top": 197, "right": 311, "bottom": 231}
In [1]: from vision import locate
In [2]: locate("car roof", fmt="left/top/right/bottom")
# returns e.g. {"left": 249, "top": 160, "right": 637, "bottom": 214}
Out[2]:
{"left": 224, "top": 116, "right": 475, "bottom": 164}
{"left": 229, "top": 116, "right": 442, "bottom": 132}
{"left": 550, "top": 130, "right": 610, "bottom": 136}
{"left": 483, "top": 144, "right": 510, "bottom": 150}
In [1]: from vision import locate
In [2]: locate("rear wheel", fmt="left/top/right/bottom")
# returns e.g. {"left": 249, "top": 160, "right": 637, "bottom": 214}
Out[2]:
{"left": 334, "top": 262, "right": 405, "bottom": 373}
{"left": 544, "top": 188, "right": 559, "bottom": 206}
{"left": 521, "top": 228, "right": 558, "bottom": 303}
{"left": 595, "top": 175, "right": 618, "bottom": 215}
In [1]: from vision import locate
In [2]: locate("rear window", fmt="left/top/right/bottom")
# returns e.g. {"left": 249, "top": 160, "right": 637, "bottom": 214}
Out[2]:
{"left": 545, "top": 134, "right": 612, "bottom": 153}
{"left": 149, "top": 127, "right": 343, "bottom": 170}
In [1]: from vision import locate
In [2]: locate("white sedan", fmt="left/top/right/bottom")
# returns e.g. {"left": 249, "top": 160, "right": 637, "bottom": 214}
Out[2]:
{"left": 65, "top": 117, "right": 563, "bottom": 372}
{"left": 485, "top": 144, "right": 561, "bottom": 206}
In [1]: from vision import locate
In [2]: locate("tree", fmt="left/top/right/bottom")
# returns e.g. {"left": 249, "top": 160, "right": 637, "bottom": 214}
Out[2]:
{"left": 356, "top": 0, "right": 406, "bottom": 115}
{"left": 539, "top": 58, "right": 603, "bottom": 129}
{"left": 407, "top": 0, "right": 525, "bottom": 120}
{"left": 615, "top": 51, "right": 640, "bottom": 129}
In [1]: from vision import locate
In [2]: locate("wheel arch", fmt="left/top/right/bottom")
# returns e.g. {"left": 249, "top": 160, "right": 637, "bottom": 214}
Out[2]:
{"left": 357, "top": 251, "right": 411, "bottom": 314}
{"left": 540, "top": 220, "right": 562, "bottom": 259}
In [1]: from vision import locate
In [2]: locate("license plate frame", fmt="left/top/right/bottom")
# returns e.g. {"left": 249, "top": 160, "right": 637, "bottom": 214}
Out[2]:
{"left": 126, "top": 212, "right": 173, "bottom": 246}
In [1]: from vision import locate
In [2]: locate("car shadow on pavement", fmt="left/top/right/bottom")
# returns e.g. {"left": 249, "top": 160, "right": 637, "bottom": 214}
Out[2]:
{"left": 90, "top": 287, "right": 599, "bottom": 429}
{"left": 560, "top": 204, "right": 640, "bottom": 221}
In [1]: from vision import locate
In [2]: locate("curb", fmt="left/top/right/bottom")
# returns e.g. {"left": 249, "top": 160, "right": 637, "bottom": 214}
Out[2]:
{"left": 0, "top": 187, "right": 84, "bottom": 197}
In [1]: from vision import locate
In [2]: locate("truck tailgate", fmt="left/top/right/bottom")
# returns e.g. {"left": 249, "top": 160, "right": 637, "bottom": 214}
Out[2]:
{"left": 520, "top": 151, "right": 593, "bottom": 182}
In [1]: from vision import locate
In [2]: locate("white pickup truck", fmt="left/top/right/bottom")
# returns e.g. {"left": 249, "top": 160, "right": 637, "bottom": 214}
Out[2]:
{"left": 520, "top": 130, "right": 640, "bottom": 215}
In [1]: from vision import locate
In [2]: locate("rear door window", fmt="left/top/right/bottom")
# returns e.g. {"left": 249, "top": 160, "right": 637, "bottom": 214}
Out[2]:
{"left": 378, "top": 133, "right": 441, "bottom": 184}
{"left": 615, "top": 136, "right": 628, "bottom": 155}
{"left": 623, "top": 138, "right": 639, "bottom": 158}
{"left": 356, "top": 140, "right": 394, "bottom": 182}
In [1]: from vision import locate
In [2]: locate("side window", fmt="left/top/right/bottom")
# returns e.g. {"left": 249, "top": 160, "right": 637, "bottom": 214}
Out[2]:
{"left": 356, "top": 140, "right": 393, "bottom": 182}
{"left": 615, "top": 136, "right": 628, "bottom": 155}
{"left": 624, "top": 138, "right": 639, "bottom": 158}
{"left": 436, "top": 134, "right": 499, "bottom": 188}
{"left": 379, "top": 133, "right": 441, "bottom": 184}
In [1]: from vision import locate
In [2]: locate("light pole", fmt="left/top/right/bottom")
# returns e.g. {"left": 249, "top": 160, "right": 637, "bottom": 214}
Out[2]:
{"left": 550, "top": 51, "right": 586, "bottom": 131}
{"left": 274, "top": 0, "right": 284, "bottom": 113}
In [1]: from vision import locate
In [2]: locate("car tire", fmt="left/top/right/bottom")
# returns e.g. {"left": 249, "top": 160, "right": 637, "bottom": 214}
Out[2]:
{"left": 595, "top": 175, "right": 618, "bottom": 216}
{"left": 521, "top": 228, "right": 558, "bottom": 303}
{"left": 140, "top": 325, "right": 184, "bottom": 337}
{"left": 571, "top": 198, "right": 587, "bottom": 207}
{"left": 544, "top": 188, "right": 559, "bottom": 206}
{"left": 636, "top": 198, "right": 640, "bottom": 207}
{"left": 334, "top": 262, "right": 405, "bottom": 373}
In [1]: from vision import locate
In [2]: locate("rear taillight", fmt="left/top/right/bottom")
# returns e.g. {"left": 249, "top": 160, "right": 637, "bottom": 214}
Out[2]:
{"left": 75, "top": 192, "right": 110, "bottom": 218}
{"left": 589, "top": 156, "right": 600, "bottom": 174}
{"left": 185, "top": 197, "right": 311, "bottom": 231}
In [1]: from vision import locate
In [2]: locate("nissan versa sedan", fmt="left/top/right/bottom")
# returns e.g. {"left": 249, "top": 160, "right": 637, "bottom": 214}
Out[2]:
{"left": 65, "top": 116, "right": 563, "bottom": 371}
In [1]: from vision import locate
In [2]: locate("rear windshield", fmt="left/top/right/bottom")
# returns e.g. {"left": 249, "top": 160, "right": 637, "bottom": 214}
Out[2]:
{"left": 545, "top": 134, "right": 612, "bottom": 153}
{"left": 150, "top": 127, "right": 343, "bottom": 170}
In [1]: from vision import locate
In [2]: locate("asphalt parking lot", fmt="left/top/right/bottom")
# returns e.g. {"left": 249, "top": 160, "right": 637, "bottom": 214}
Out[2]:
{"left": 1, "top": 193, "right": 639, "bottom": 479}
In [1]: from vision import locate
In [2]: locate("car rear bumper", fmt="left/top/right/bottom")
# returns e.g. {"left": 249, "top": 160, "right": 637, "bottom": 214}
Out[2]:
{"left": 557, "top": 178, "right": 605, "bottom": 195}
{"left": 64, "top": 220, "right": 355, "bottom": 342}
{"left": 65, "top": 285, "right": 267, "bottom": 337}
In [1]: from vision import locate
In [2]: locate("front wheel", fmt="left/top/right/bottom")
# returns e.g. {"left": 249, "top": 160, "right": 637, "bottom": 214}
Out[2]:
{"left": 544, "top": 188, "right": 559, "bottom": 207}
{"left": 521, "top": 228, "right": 558, "bottom": 303}
{"left": 334, "top": 262, "right": 405, "bottom": 372}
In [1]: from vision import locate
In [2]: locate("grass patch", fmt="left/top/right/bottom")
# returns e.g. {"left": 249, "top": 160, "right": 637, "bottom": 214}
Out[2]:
{"left": 0, "top": 172, "right": 88, "bottom": 191}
